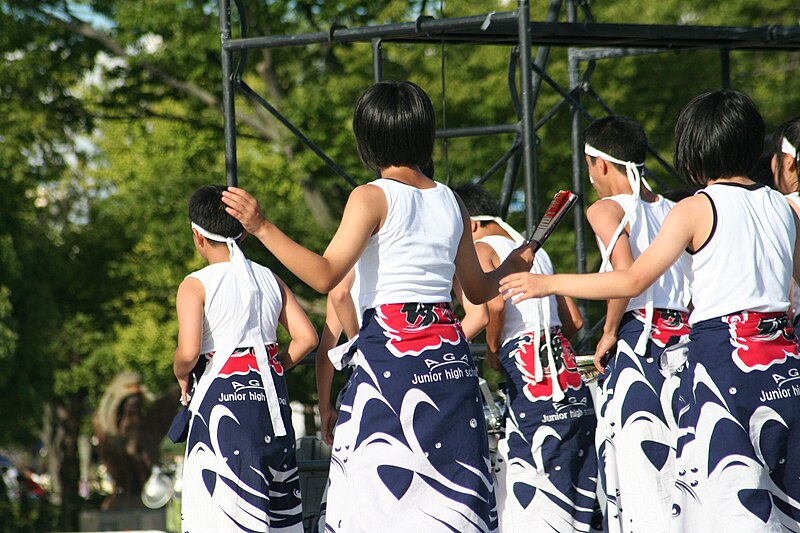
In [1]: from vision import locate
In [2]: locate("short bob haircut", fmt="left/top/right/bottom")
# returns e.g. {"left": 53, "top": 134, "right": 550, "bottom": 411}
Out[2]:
{"left": 188, "top": 185, "right": 243, "bottom": 240}
{"left": 674, "top": 90, "right": 765, "bottom": 187}
{"left": 353, "top": 80, "right": 435, "bottom": 171}
{"left": 583, "top": 115, "right": 648, "bottom": 170}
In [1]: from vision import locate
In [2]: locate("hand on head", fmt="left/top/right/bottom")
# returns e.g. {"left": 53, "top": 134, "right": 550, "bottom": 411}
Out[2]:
{"left": 221, "top": 187, "right": 268, "bottom": 235}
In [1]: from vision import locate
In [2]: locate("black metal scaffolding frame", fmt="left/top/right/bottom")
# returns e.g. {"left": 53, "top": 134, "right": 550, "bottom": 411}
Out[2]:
{"left": 217, "top": 0, "right": 800, "bottom": 347}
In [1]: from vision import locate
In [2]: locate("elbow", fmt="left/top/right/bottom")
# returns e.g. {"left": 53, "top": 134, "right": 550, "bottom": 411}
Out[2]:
{"left": 572, "top": 315, "right": 585, "bottom": 331}
{"left": 301, "top": 330, "right": 319, "bottom": 356}
{"left": 329, "top": 284, "right": 350, "bottom": 305}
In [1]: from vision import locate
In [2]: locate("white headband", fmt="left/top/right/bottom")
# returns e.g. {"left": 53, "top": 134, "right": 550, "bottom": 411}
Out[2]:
{"left": 191, "top": 222, "right": 242, "bottom": 243}
{"left": 782, "top": 136, "right": 798, "bottom": 159}
{"left": 584, "top": 143, "right": 645, "bottom": 169}
{"left": 471, "top": 215, "right": 526, "bottom": 245}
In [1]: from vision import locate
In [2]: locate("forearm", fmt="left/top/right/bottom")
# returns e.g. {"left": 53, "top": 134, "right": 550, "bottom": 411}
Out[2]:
{"left": 603, "top": 297, "right": 630, "bottom": 335}
{"left": 281, "top": 337, "right": 316, "bottom": 370}
{"left": 546, "top": 270, "right": 645, "bottom": 300}
{"left": 485, "top": 305, "right": 505, "bottom": 355}
{"left": 253, "top": 221, "right": 345, "bottom": 293}
{"left": 173, "top": 350, "right": 199, "bottom": 381}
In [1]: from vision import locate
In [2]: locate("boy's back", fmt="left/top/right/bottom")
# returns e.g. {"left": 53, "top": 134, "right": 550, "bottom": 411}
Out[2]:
{"left": 189, "top": 260, "right": 283, "bottom": 352}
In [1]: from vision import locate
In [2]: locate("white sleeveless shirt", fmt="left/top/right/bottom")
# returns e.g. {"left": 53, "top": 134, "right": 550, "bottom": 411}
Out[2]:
{"left": 785, "top": 192, "right": 800, "bottom": 321}
{"left": 188, "top": 261, "right": 283, "bottom": 354}
{"left": 475, "top": 235, "right": 561, "bottom": 342}
{"left": 358, "top": 179, "right": 462, "bottom": 309}
{"left": 689, "top": 183, "right": 795, "bottom": 325}
{"left": 599, "top": 194, "right": 688, "bottom": 312}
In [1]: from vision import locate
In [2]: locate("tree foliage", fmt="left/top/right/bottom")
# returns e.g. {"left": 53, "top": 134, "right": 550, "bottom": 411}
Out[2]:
{"left": 2, "top": 0, "right": 800, "bottom": 527}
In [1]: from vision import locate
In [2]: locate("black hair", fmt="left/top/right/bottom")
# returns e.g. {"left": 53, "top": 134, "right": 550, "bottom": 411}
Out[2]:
{"left": 583, "top": 115, "right": 648, "bottom": 173}
{"left": 353, "top": 80, "right": 435, "bottom": 171}
{"left": 452, "top": 183, "right": 500, "bottom": 220}
{"left": 661, "top": 188, "right": 693, "bottom": 202}
{"left": 770, "top": 116, "right": 800, "bottom": 192}
{"left": 674, "top": 90, "right": 765, "bottom": 187}
{"left": 188, "top": 185, "right": 243, "bottom": 240}
{"left": 748, "top": 135, "right": 779, "bottom": 187}
{"left": 420, "top": 159, "right": 435, "bottom": 179}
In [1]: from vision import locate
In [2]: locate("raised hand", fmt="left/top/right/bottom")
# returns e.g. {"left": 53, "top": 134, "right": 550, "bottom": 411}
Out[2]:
{"left": 221, "top": 186, "right": 268, "bottom": 236}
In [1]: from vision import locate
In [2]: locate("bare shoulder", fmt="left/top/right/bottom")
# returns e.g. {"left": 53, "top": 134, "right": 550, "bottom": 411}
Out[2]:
{"left": 586, "top": 198, "right": 625, "bottom": 226}
{"left": 586, "top": 198, "right": 625, "bottom": 236}
{"left": 670, "top": 194, "right": 712, "bottom": 218}
{"left": 349, "top": 183, "right": 386, "bottom": 203}
{"left": 176, "top": 276, "right": 204, "bottom": 307}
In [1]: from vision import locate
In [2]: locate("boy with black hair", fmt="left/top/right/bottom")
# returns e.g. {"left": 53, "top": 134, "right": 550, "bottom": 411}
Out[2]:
{"left": 580, "top": 116, "right": 690, "bottom": 533}
{"left": 500, "top": 90, "right": 800, "bottom": 531}
{"left": 453, "top": 183, "right": 598, "bottom": 532}
{"left": 174, "top": 185, "right": 317, "bottom": 533}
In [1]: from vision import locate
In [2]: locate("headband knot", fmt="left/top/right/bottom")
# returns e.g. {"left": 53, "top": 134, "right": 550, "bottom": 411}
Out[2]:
{"left": 782, "top": 136, "right": 798, "bottom": 159}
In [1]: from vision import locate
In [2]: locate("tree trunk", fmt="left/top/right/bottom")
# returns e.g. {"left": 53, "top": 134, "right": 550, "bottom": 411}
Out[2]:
{"left": 55, "top": 393, "right": 85, "bottom": 531}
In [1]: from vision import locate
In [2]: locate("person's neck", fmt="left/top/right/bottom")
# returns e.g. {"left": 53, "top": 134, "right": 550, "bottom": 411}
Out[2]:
{"left": 205, "top": 244, "right": 231, "bottom": 265}
{"left": 707, "top": 175, "right": 754, "bottom": 186}
{"left": 606, "top": 172, "right": 658, "bottom": 202}
{"left": 474, "top": 221, "right": 510, "bottom": 241}
{"left": 380, "top": 165, "right": 435, "bottom": 188}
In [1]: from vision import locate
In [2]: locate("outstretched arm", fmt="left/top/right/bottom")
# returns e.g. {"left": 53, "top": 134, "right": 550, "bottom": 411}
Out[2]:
{"left": 222, "top": 186, "right": 384, "bottom": 293}
{"left": 500, "top": 197, "right": 704, "bottom": 303}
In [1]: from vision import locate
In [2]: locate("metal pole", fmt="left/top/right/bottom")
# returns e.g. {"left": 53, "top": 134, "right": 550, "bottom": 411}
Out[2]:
{"left": 530, "top": 0, "right": 564, "bottom": 108}
{"left": 518, "top": 0, "right": 537, "bottom": 234}
{"left": 372, "top": 38, "right": 383, "bottom": 82}
{"left": 219, "top": 0, "right": 238, "bottom": 186}
{"left": 721, "top": 48, "right": 731, "bottom": 89}
{"left": 567, "top": 0, "right": 589, "bottom": 328}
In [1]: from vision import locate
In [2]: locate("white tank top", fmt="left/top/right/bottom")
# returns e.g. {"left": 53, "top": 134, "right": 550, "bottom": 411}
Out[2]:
{"left": 786, "top": 192, "right": 800, "bottom": 321}
{"left": 358, "top": 179, "right": 462, "bottom": 309}
{"left": 475, "top": 235, "right": 561, "bottom": 342}
{"left": 599, "top": 194, "right": 688, "bottom": 312}
{"left": 188, "top": 261, "right": 283, "bottom": 353}
{"left": 689, "top": 183, "right": 795, "bottom": 325}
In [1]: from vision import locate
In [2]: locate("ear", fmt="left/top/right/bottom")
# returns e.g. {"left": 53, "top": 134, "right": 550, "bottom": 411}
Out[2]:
{"left": 470, "top": 219, "right": 479, "bottom": 234}
{"left": 238, "top": 230, "right": 248, "bottom": 244}
{"left": 191, "top": 228, "right": 204, "bottom": 248}
{"left": 596, "top": 157, "right": 610, "bottom": 176}
{"left": 787, "top": 153, "right": 798, "bottom": 175}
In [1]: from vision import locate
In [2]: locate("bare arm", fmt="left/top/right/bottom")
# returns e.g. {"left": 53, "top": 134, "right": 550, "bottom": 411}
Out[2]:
{"left": 453, "top": 198, "right": 534, "bottom": 304}
{"left": 791, "top": 208, "right": 800, "bottom": 288}
{"left": 315, "top": 296, "right": 342, "bottom": 445}
{"left": 329, "top": 268, "right": 360, "bottom": 340}
{"left": 174, "top": 277, "right": 205, "bottom": 404}
{"left": 222, "top": 186, "right": 384, "bottom": 293}
{"left": 276, "top": 276, "right": 319, "bottom": 370}
{"left": 454, "top": 276, "right": 489, "bottom": 341}
{"left": 587, "top": 200, "right": 635, "bottom": 372}
{"left": 500, "top": 197, "right": 706, "bottom": 303}
{"left": 556, "top": 296, "right": 584, "bottom": 338}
